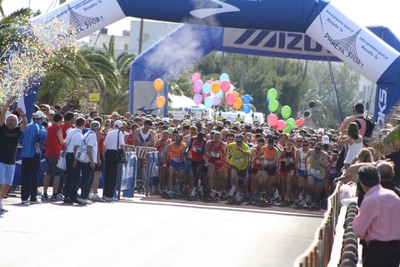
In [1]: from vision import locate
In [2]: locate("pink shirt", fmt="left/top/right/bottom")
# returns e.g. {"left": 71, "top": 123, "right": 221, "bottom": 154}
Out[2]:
{"left": 353, "top": 184, "right": 400, "bottom": 242}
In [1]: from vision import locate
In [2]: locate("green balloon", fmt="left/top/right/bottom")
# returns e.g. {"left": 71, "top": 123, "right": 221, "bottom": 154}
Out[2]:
{"left": 286, "top": 118, "right": 296, "bottom": 128}
{"left": 269, "top": 100, "right": 279, "bottom": 112}
{"left": 281, "top": 105, "right": 291, "bottom": 119}
{"left": 283, "top": 123, "right": 293, "bottom": 133}
{"left": 267, "top": 88, "right": 278, "bottom": 101}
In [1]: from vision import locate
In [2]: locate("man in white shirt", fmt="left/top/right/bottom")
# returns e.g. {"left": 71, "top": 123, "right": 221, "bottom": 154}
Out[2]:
{"left": 76, "top": 121, "right": 100, "bottom": 204}
{"left": 104, "top": 120, "right": 126, "bottom": 201}
{"left": 63, "top": 117, "right": 85, "bottom": 204}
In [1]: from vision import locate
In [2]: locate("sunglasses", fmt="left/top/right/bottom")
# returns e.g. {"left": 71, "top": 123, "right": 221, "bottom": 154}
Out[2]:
{"left": 105, "top": 124, "right": 111, "bottom": 126}
{"left": 314, "top": 147, "right": 321, "bottom": 150}
{"left": 303, "top": 144, "right": 309, "bottom": 146}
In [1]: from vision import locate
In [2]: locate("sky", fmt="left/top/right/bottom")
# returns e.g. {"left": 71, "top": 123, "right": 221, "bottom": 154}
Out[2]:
{"left": 2, "top": 0, "right": 400, "bottom": 38}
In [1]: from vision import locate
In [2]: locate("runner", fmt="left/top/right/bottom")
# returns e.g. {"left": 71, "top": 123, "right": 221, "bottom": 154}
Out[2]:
{"left": 248, "top": 137, "right": 265, "bottom": 203}
{"left": 154, "top": 130, "right": 171, "bottom": 194}
{"left": 204, "top": 131, "right": 226, "bottom": 200}
{"left": 226, "top": 135, "right": 252, "bottom": 202}
{"left": 222, "top": 132, "right": 235, "bottom": 198}
{"left": 278, "top": 138, "right": 297, "bottom": 204}
{"left": 294, "top": 139, "right": 310, "bottom": 203}
{"left": 163, "top": 134, "right": 186, "bottom": 197}
{"left": 305, "top": 142, "right": 331, "bottom": 208}
{"left": 187, "top": 132, "right": 207, "bottom": 197}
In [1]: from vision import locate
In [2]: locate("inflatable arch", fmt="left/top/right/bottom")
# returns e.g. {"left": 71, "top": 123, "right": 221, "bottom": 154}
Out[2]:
{"left": 13, "top": 0, "right": 400, "bottom": 126}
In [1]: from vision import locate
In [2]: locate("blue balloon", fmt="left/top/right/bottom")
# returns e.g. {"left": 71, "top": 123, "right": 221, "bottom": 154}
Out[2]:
{"left": 266, "top": 96, "right": 271, "bottom": 103}
{"left": 216, "top": 90, "right": 223, "bottom": 98}
{"left": 204, "top": 97, "right": 213, "bottom": 108}
{"left": 220, "top": 73, "right": 230, "bottom": 81}
{"left": 243, "top": 104, "right": 251, "bottom": 114}
{"left": 202, "top": 83, "right": 211, "bottom": 94}
{"left": 242, "top": 94, "right": 251, "bottom": 104}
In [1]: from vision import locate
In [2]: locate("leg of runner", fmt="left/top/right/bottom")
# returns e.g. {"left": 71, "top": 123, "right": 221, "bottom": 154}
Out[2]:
{"left": 159, "top": 165, "right": 168, "bottom": 194}
{"left": 207, "top": 163, "right": 216, "bottom": 198}
{"left": 285, "top": 171, "right": 294, "bottom": 204}
{"left": 167, "top": 165, "right": 175, "bottom": 195}
{"left": 222, "top": 165, "right": 230, "bottom": 198}
{"left": 215, "top": 168, "right": 223, "bottom": 200}
{"left": 304, "top": 175, "right": 315, "bottom": 207}
{"left": 229, "top": 167, "right": 238, "bottom": 200}
{"left": 176, "top": 169, "right": 184, "bottom": 196}
{"left": 312, "top": 178, "right": 323, "bottom": 208}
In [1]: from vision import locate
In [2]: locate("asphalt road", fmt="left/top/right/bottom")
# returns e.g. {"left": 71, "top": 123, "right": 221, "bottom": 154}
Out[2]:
{"left": 1, "top": 193, "right": 323, "bottom": 267}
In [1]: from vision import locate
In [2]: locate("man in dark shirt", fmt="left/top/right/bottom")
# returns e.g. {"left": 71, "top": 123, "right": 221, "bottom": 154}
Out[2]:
{"left": 0, "top": 96, "right": 28, "bottom": 213}
{"left": 377, "top": 162, "right": 400, "bottom": 197}
{"left": 385, "top": 150, "right": 400, "bottom": 187}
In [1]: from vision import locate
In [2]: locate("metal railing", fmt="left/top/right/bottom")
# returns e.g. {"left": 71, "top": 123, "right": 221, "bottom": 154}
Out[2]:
{"left": 293, "top": 183, "right": 342, "bottom": 267}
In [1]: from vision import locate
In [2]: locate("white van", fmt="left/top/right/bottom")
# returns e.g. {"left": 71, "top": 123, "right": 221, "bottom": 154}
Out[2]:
{"left": 215, "top": 111, "right": 265, "bottom": 124}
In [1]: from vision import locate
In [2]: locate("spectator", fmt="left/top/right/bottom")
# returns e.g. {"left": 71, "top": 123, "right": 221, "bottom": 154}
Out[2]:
{"left": 353, "top": 165, "right": 400, "bottom": 267}
{"left": 377, "top": 162, "right": 400, "bottom": 197}
{"left": 63, "top": 117, "right": 85, "bottom": 204}
{"left": 0, "top": 97, "right": 27, "bottom": 212}
{"left": 76, "top": 121, "right": 100, "bottom": 204}
{"left": 42, "top": 113, "right": 65, "bottom": 202}
{"left": 103, "top": 120, "right": 126, "bottom": 201}
{"left": 20, "top": 110, "right": 47, "bottom": 204}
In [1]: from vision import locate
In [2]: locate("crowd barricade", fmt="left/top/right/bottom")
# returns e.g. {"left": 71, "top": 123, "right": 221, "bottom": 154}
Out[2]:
{"left": 133, "top": 146, "right": 158, "bottom": 196}
{"left": 293, "top": 183, "right": 342, "bottom": 267}
{"left": 118, "top": 145, "right": 137, "bottom": 198}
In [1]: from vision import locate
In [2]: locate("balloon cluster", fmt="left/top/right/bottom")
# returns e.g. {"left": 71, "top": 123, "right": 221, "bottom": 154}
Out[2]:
{"left": 191, "top": 72, "right": 247, "bottom": 111}
{"left": 265, "top": 88, "right": 305, "bottom": 133}
{"left": 153, "top": 78, "right": 166, "bottom": 108}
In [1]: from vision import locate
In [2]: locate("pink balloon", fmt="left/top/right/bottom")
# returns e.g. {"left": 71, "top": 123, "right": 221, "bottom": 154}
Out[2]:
{"left": 192, "top": 73, "right": 201, "bottom": 83}
{"left": 220, "top": 80, "right": 230, "bottom": 93}
{"left": 206, "top": 80, "right": 213, "bottom": 84}
{"left": 225, "top": 93, "right": 236, "bottom": 106}
{"left": 298, "top": 117, "right": 305, "bottom": 125}
{"left": 194, "top": 79, "right": 203, "bottom": 92}
{"left": 202, "top": 92, "right": 211, "bottom": 99}
{"left": 213, "top": 97, "right": 221, "bottom": 106}
{"left": 192, "top": 84, "right": 201, "bottom": 94}
{"left": 193, "top": 94, "right": 203, "bottom": 105}
{"left": 277, "top": 120, "right": 286, "bottom": 131}
{"left": 267, "top": 114, "right": 278, "bottom": 127}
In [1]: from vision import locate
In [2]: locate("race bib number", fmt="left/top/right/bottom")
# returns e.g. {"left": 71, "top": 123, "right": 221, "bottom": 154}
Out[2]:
{"left": 211, "top": 150, "right": 220, "bottom": 158}
{"left": 310, "top": 168, "right": 320, "bottom": 175}
{"left": 235, "top": 157, "right": 244, "bottom": 163}
{"left": 285, "top": 156, "right": 294, "bottom": 163}
{"left": 173, "top": 156, "right": 182, "bottom": 163}
{"left": 264, "top": 160, "right": 273, "bottom": 165}
{"left": 256, "top": 158, "right": 264, "bottom": 164}
{"left": 193, "top": 145, "right": 202, "bottom": 153}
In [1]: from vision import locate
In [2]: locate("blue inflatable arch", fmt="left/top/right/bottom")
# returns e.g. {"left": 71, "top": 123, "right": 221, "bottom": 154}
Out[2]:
{"left": 15, "top": 0, "right": 400, "bottom": 126}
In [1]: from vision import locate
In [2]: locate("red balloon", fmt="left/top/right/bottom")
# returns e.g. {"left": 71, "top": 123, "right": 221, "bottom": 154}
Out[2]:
{"left": 225, "top": 93, "right": 236, "bottom": 106}
{"left": 220, "top": 80, "right": 230, "bottom": 93}
{"left": 267, "top": 114, "right": 278, "bottom": 127}
{"left": 298, "top": 117, "right": 305, "bottom": 125}
{"left": 277, "top": 120, "right": 286, "bottom": 131}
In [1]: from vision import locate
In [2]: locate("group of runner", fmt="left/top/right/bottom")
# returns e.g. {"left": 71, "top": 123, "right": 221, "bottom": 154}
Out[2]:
{"left": 134, "top": 115, "right": 348, "bottom": 208}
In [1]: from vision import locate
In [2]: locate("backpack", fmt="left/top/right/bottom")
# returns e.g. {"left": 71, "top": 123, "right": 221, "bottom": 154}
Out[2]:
{"left": 355, "top": 116, "right": 376, "bottom": 138}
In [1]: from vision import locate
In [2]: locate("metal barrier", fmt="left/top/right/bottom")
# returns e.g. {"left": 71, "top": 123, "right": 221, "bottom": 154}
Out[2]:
{"left": 293, "top": 183, "right": 342, "bottom": 267}
{"left": 136, "top": 146, "right": 157, "bottom": 196}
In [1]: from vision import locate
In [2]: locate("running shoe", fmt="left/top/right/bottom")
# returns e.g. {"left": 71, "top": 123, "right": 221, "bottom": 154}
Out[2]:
{"left": 190, "top": 187, "right": 196, "bottom": 198}
{"left": 0, "top": 202, "right": 8, "bottom": 213}
{"left": 301, "top": 199, "right": 308, "bottom": 208}
{"left": 273, "top": 190, "right": 280, "bottom": 199}
{"left": 49, "top": 195, "right": 58, "bottom": 202}
{"left": 305, "top": 194, "right": 312, "bottom": 204}
{"left": 310, "top": 202, "right": 316, "bottom": 208}
{"left": 284, "top": 196, "right": 290, "bottom": 203}
{"left": 228, "top": 185, "right": 236, "bottom": 197}
{"left": 21, "top": 200, "right": 29, "bottom": 205}
{"left": 298, "top": 194, "right": 304, "bottom": 201}
{"left": 235, "top": 192, "right": 242, "bottom": 202}
{"left": 56, "top": 194, "right": 64, "bottom": 201}
{"left": 91, "top": 194, "right": 105, "bottom": 202}
{"left": 30, "top": 200, "right": 42, "bottom": 204}
{"left": 41, "top": 193, "right": 49, "bottom": 202}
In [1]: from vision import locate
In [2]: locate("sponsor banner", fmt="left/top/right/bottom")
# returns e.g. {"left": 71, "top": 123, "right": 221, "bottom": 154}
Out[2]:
{"left": 306, "top": 2, "right": 399, "bottom": 83}
{"left": 133, "top": 81, "right": 167, "bottom": 116}
{"left": 30, "top": 0, "right": 126, "bottom": 40}
{"left": 373, "top": 83, "right": 400, "bottom": 128}
{"left": 223, "top": 28, "right": 336, "bottom": 58}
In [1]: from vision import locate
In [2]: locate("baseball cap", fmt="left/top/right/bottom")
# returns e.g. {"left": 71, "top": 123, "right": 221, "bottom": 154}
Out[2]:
{"left": 34, "top": 111, "right": 45, "bottom": 118}
{"left": 114, "top": 120, "right": 123, "bottom": 128}
{"left": 48, "top": 110, "right": 55, "bottom": 115}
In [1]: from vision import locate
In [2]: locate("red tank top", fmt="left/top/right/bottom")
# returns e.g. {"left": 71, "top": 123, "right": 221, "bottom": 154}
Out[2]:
{"left": 190, "top": 138, "right": 205, "bottom": 162}
{"left": 126, "top": 132, "right": 134, "bottom": 146}
{"left": 157, "top": 138, "right": 167, "bottom": 152}
{"left": 45, "top": 124, "right": 62, "bottom": 158}
{"left": 209, "top": 141, "right": 223, "bottom": 161}
{"left": 98, "top": 131, "right": 105, "bottom": 155}
{"left": 253, "top": 146, "right": 264, "bottom": 169}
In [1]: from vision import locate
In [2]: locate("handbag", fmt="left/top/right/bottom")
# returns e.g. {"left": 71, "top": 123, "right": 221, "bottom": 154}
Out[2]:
{"left": 115, "top": 130, "right": 126, "bottom": 164}
{"left": 57, "top": 149, "right": 67, "bottom": 170}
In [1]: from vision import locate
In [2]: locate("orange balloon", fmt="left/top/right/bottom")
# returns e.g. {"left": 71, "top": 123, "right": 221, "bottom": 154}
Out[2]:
{"left": 156, "top": 96, "right": 166, "bottom": 108}
{"left": 211, "top": 82, "right": 220, "bottom": 94}
{"left": 233, "top": 91, "right": 239, "bottom": 100}
{"left": 233, "top": 98, "right": 243, "bottom": 110}
{"left": 153, "top": 78, "right": 164, "bottom": 91}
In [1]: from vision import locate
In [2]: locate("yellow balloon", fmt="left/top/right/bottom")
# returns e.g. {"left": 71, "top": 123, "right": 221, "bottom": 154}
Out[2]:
{"left": 233, "top": 91, "right": 239, "bottom": 100}
{"left": 211, "top": 82, "right": 220, "bottom": 94}
{"left": 156, "top": 96, "right": 166, "bottom": 108}
{"left": 153, "top": 78, "right": 164, "bottom": 91}
{"left": 233, "top": 98, "right": 243, "bottom": 110}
